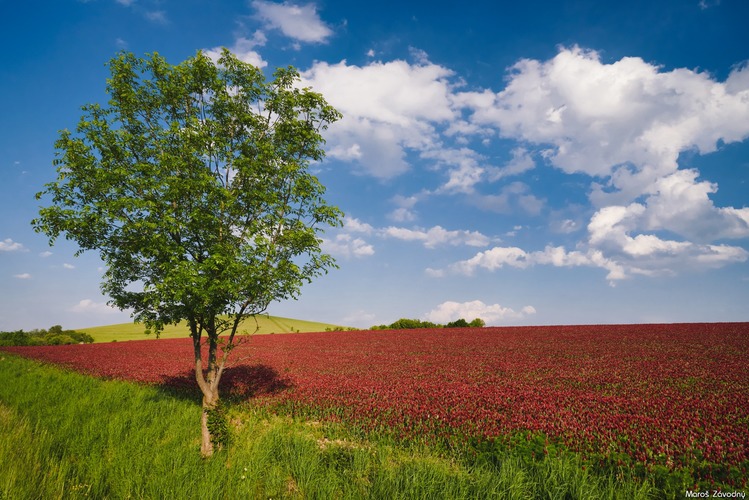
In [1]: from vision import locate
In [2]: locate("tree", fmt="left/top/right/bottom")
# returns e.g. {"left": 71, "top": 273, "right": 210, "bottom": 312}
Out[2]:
{"left": 445, "top": 318, "right": 469, "bottom": 328}
{"left": 33, "top": 50, "right": 343, "bottom": 456}
{"left": 468, "top": 318, "right": 486, "bottom": 327}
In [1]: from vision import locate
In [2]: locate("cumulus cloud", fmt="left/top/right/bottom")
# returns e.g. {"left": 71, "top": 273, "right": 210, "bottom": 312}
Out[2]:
{"left": 641, "top": 170, "right": 749, "bottom": 241}
{"left": 382, "top": 225, "right": 489, "bottom": 248}
{"left": 321, "top": 234, "right": 374, "bottom": 258}
{"left": 327, "top": 215, "right": 492, "bottom": 255}
{"left": 425, "top": 148, "right": 486, "bottom": 194}
{"left": 13, "top": 273, "right": 32, "bottom": 280}
{"left": 253, "top": 0, "right": 332, "bottom": 43}
{"left": 388, "top": 194, "right": 422, "bottom": 222}
{"left": 204, "top": 31, "right": 267, "bottom": 68}
{"left": 305, "top": 46, "right": 749, "bottom": 284}
{"left": 445, "top": 245, "right": 626, "bottom": 283}
{"left": 301, "top": 59, "right": 456, "bottom": 178}
{"left": 445, "top": 239, "right": 746, "bottom": 284}
{"left": 343, "top": 216, "right": 375, "bottom": 234}
{"left": 584, "top": 203, "right": 748, "bottom": 278}
{"left": 439, "top": 46, "right": 749, "bottom": 282}
{"left": 0, "top": 238, "right": 25, "bottom": 252}
{"left": 459, "top": 46, "right": 749, "bottom": 200}
{"left": 303, "top": 60, "right": 455, "bottom": 125}
{"left": 423, "top": 300, "right": 536, "bottom": 325}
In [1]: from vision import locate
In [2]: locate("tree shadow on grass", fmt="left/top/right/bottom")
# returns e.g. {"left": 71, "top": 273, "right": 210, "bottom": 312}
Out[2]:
{"left": 155, "top": 364, "right": 294, "bottom": 404}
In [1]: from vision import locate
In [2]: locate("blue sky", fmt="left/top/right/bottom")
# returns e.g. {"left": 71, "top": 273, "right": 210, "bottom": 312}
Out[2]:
{"left": 2, "top": 0, "right": 749, "bottom": 330}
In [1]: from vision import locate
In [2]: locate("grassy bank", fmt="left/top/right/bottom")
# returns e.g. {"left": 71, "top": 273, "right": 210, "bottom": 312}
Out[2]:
{"left": 0, "top": 354, "right": 656, "bottom": 499}
{"left": 78, "top": 315, "right": 348, "bottom": 343}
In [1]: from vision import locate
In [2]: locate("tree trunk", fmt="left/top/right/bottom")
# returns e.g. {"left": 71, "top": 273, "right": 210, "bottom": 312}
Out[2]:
{"left": 191, "top": 319, "right": 222, "bottom": 458}
{"left": 200, "top": 390, "right": 219, "bottom": 457}
{"left": 191, "top": 317, "right": 238, "bottom": 458}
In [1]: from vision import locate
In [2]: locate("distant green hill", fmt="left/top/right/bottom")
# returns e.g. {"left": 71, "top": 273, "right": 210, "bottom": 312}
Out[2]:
{"left": 79, "top": 315, "right": 348, "bottom": 343}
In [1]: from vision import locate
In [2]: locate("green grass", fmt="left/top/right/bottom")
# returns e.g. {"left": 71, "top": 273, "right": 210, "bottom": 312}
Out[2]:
{"left": 78, "top": 314, "right": 349, "bottom": 343}
{"left": 0, "top": 354, "right": 658, "bottom": 499}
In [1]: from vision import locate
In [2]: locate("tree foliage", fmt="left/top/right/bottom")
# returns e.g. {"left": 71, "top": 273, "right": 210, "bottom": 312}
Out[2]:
{"left": 33, "top": 49, "right": 343, "bottom": 456}
{"left": 370, "top": 318, "right": 486, "bottom": 330}
{"left": 0, "top": 326, "right": 94, "bottom": 346}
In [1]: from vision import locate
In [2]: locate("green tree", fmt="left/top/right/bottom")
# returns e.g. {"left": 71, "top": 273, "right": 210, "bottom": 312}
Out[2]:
{"left": 33, "top": 50, "right": 343, "bottom": 456}
{"left": 445, "top": 318, "right": 469, "bottom": 328}
{"left": 468, "top": 318, "right": 486, "bottom": 327}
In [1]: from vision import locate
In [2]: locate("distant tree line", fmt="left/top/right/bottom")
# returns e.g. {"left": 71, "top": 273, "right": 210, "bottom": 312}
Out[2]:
{"left": 0, "top": 325, "right": 94, "bottom": 346}
{"left": 370, "top": 318, "right": 486, "bottom": 330}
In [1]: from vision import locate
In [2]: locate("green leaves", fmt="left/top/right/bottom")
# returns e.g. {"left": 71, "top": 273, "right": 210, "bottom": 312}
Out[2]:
{"left": 33, "top": 50, "right": 343, "bottom": 339}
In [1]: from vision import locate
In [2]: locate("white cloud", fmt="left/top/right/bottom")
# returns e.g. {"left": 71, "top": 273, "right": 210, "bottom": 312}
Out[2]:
{"left": 487, "top": 147, "right": 536, "bottom": 180}
{"left": 447, "top": 237, "right": 747, "bottom": 284}
{"left": 0, "top": 239, "right": 25, "bottom": 252}
{"left": 425, "top": 267, "right": 445, "bottom": 278}
{"left": 303, "top": 59, "right": 454, "bottom": 126}
{"left": 204, "top": 31, "right": 267, "bottom": 68}
{"left": 330, "top": 216, "right": 491, "bottom": 254}
{"left": 409, "top": 46, "right": 431, "bottom": 65}
{"left": 725, "top": 62, "right": 749, "bottom": 94}
{"left": 63, "top": 263, "right": 76, "bottom": 269}
{"left": 388, "top": 194, "right": 421, "bottom": 222}
{"left": 301, "top": 59, "right": 456, "bottom": 178}
{"left": 327, "top": 143, "right": 362, "bottom": 161}
{"left": 450, "top": 246, "right": 531, "bottom": 274}
{"left": 40, "top": 251, "right": 53, "bottom": 258}
{"left": 389, "top": 207, "right": 417, "bottom": 223}
{"left": 443, "top": 46, "right": 749, "bottom": 282}
{"left": 383, "top": 225, "right": 489, "bottom": 248}
{"left": 446, "top": 245, "right": 626, "bottom": 283}
{"left": 13, "top": 273, "right": 32, "bottom": 280}
{"left": 460, "top": 46, "right": 749, "bottom": 198}
{"left": 321, "top": 234, "right": 374, "bottom": 258}
{"left": 304, "top": 46, "right": 749, "bottom": 284}
{"left": 641, "top": 169, "right": 749, "bottom": 241}
{"left": 70, "top": 299, "right": 121, "bottom": 314}
{"left": 343, "top": 216, "right": 375, "bottom": 234}
{"left": 584, "top": 202, "right": 748, "bottom": 278}
{"left": 253, "top": 0, "right": 332, "bottom": 43}
{"left": 424, "top": 148, "right": 485, "bottom": 194}
{"left": 423, "top": 300, "right": 536, "bottom": 325}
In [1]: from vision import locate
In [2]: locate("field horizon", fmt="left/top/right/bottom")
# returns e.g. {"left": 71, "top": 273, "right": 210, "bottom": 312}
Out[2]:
{"left": 76, "top": 314, "right": 350, "bottom": 343}
{"left": 76, "top": 317, "right": 749, "bottom": 343}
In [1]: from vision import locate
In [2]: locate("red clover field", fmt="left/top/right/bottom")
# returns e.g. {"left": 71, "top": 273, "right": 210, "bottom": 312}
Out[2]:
{"left": 4, "top": 322, "right": 748, "bottom": 489}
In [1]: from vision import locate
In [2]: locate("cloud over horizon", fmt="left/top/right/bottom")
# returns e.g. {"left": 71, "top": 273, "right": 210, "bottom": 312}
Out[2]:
{"left": 424, "top": 300, "right": 537, "bottom": 325}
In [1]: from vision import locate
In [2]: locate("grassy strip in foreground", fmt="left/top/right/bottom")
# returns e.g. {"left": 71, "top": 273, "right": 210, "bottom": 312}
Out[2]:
{"left": 78, "top": 315, "right": 348, "bottom": 343}
{"left": 0, "top": 354, "right": 655, "bottom": 499}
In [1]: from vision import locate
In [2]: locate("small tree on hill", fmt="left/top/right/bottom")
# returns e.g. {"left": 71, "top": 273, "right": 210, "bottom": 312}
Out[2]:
{"left": 33, "top": 50, "right": 343, "bottom": 456}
